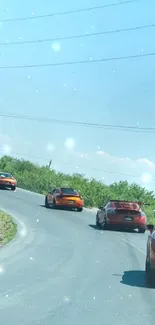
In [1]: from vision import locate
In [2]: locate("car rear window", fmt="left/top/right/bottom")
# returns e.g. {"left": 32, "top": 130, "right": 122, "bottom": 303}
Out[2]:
{"left": 0, "top": 172, "right": 11, "bottom": 178}
{"left": 61, "top": 188, "right": 78, "bottom": 195}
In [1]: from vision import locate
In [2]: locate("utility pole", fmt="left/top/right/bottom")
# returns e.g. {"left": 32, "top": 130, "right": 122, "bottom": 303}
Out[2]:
{"left": 48, "top": 159, "right": 52, "bottom": 169}
{"left": 46, "top": 159, "right": 52, "bottom": 169}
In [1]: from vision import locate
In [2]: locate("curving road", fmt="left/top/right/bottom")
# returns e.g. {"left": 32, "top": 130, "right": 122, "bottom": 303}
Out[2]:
{"left": 0, "top": 188, "right": 155, "bottom": 324}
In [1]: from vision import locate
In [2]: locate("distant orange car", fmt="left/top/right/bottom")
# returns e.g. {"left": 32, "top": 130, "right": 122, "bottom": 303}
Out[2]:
{"left": 0, "top": 172, "right": 17, "bottom": 191}
{"left": 45, "top": 187, "right": 84, "bottom": 211}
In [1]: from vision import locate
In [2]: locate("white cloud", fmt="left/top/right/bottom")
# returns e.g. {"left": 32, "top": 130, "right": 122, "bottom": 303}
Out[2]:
{"left": 46, "top": 143, "right": 55, "bottom": 152}
{"left": 116, "top": 156, "right": 131, "bottom": 161}
{"left": 64, "top": 138, "right": 75, "bottom": 150}
{"left": 51, "top": 42, "right": 61, "bottom": 52}
{"left": 68, "top": 148, "right": 155, "bottom": 184}
{"left": 140, "top": 173, "right": 152, "bottom": 184}
{"left": 136, "top": 158, "right": 155, "bottom": 169}
{"left": 96, "top": 150, "right": 109, "bottom": 157}
{"left": 95, "top": 150, "right": 155, "bottom": 171}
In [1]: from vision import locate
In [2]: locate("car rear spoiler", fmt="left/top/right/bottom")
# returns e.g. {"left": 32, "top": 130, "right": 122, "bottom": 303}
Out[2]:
{"left": 109, "top": 200, "right": 150, "bottom": 206}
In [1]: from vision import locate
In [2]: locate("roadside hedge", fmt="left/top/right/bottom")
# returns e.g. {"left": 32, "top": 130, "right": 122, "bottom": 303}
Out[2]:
{"left": 0, "top": 210, "right": 17, "bottom": 245}
{"left": 0, "top": 155, "right": 155, "bottom": 222}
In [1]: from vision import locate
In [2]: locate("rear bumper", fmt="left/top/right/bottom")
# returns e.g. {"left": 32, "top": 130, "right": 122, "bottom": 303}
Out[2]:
{"left": 0, "top": 183, "right": 16, "bottom": 188}
{"left": 56, "top": 203, "right": 83, "bottom": 209}
{"left": 55, "top": 199, "right": 83, "bottom": 208}
{"left": 107, "top": 222, "right": 146, "bottom": 229}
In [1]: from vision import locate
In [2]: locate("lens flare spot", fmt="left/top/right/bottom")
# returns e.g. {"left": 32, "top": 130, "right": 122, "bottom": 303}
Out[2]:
{"left": 64, "top": 138, "right": 75, "bottom": 150}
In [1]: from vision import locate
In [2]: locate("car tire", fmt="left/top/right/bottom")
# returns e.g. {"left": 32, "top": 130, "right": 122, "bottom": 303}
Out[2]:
{"left": 101, "top": 218, "right": 108, "bottom": 230}
{"left": 52, "top": 199, "right": 57, "bottom": 209}
{"left": 102, "top": 223, "right": 108, "bottom": 230}
{"left": 11, "top": 186, "right": 16, "bottom": 191}
{"left": 96, "top": 215, "right": 101, "bottom": 228}
{"left": 138, "top": 227, "right": 146, "bottom": 233}
{"left": 45, "top": 196, "right": 50, "bottom": 208}
{"left": 77, "top": 208, "right": 83, "bottom": 212}
{"left": 145, "top": 260, "right": 155, "bottom": 287}
{"left": 96, "top": 221, "right": 101, "bottom": 228}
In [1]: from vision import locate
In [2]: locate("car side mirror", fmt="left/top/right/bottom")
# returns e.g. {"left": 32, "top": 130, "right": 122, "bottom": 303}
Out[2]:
{"left": 99, "top": 206, "right": 105, "bottom": 210}
{"left": 147, "top": 224, "right": 154, "bottom": 232}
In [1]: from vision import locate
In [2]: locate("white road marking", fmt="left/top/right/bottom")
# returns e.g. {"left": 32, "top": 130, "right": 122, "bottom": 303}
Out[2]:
{"left": 116, "top": 234, "right": 146, "bottom": 255}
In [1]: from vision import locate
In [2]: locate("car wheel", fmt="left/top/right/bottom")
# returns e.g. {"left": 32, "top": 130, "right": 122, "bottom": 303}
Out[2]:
{"left": 138, "top": 227, "right": 146, "bottom": 233}
{"left": 77, "top": 208, "right": 83, "bottom": 212}
{"left": 45, "top": 196, "right": 50, "bottom": 208}
{"left": 96, "top": 221, "right": 101, "bottom": 228}
{"left": 102, "top": 223, "right": 108, "bottom": 230}
{"left": 52, "top": 199, "right": 57, "bottom": 209}
{"left": 101, "top": 218, "right": 108, "bottom": 230}
{"left": 11, "top": 186, "right": 16, "bottom": 191}
{"left": 145, "top": 260, "right": 155, "bottom": 287}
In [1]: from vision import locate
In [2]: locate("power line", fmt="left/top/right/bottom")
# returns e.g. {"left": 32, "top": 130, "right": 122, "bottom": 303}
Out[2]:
{"left": 0, "top": 149, "right": 149, "bottom": 179}
{"left": 0, "top": 52, "right": 154, "bottom": 70}
{"left": 0, "top": 0, "right": 140, "bottom": 23}
{"left": 1, "top": 22, "right": 155, "bottom": 46}
{"left": 1, "top": 112, "right": 155, "bottom": 134}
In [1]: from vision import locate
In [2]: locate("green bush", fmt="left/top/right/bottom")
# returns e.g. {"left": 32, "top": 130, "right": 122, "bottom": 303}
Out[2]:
{"left": 0, "top": 211, "right": 17, "bottom": 244}
{"left": 0, "top": 155, "right": 155, "bottom": 222}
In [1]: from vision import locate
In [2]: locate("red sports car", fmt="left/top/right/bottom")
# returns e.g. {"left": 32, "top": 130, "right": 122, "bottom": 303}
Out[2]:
{"left": 96, "top": 200, "right": 147, "bottom": 233}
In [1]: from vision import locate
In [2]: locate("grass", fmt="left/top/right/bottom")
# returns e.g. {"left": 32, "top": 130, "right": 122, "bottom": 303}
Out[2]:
{"left": 0, "top": 211, "right": 17, "bottom": 245}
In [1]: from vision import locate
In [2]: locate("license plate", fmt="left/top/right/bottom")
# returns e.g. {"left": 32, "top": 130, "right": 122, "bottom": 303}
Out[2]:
{"left": 68, "top": 200, "right": 74, "bottom": 204}
{"left": 125, "top": 216, "right": 132, "bottom": 221}
{"left": 5, "top": 182, "right": 10, "bottom": 185}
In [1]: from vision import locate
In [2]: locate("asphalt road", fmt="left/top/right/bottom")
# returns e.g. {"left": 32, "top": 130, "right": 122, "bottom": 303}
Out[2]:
{"left": 0, "top": 188, "right": 155, "bottom": 325}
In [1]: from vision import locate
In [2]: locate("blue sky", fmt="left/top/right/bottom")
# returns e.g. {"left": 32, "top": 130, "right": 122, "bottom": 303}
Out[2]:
{"left": 0, "top": 0, "right": 155, "bottom": 190}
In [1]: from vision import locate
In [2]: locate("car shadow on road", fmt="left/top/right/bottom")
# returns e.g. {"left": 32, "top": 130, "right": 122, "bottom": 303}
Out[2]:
{"left": 89, "top": 224, "right": 100, "bottom": 230}
{"left": 119, "top": 270, "right": 147, "bottom": 288}
{"left": 0, "top": 188, "right": 9, "bottom": 191}
{"left": 89, "top": 224, "right": 136, "bottom": 233}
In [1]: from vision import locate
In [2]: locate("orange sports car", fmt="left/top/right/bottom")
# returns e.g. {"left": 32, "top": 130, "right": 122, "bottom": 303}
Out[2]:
{"left": 45, "top": 187, "right": 84, "bottom": 211}
{"left": 0, "top": 172, "right": 17, "bottom": 191}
